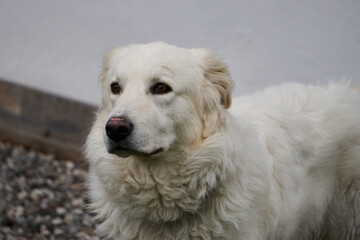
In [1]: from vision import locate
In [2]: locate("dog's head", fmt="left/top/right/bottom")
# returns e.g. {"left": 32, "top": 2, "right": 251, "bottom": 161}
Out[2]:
{"left": 99, "top": 42, "right": 235, "bottom": 158}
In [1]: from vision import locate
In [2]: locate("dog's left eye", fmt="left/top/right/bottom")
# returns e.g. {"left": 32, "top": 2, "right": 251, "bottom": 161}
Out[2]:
{"left": 150, "top": 83, "right": 172, "bottom": 95}
{"left": 111, "top": 83, "right": 121, "bottom": 94}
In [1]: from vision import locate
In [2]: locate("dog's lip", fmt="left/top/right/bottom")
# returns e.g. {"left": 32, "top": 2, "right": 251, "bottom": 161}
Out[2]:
{"left": 149, "top": 148, "right": 163, "bottom": 155}
{"left": 110, "top": 146, "right": 163, "bottom": 157}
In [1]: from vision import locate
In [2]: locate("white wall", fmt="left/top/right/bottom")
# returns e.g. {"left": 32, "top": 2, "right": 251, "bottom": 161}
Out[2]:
{"left": 0, "top": 0, "right": 359, "bottom": 105}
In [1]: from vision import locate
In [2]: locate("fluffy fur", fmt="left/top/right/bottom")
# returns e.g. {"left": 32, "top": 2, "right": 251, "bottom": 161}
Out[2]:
{"left": 85, "top": 42, "right": 360, "bottom": 239}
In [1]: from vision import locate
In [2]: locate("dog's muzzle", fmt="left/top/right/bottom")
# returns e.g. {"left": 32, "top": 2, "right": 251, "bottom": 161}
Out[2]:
{"left": 104, "top": 116, "right": 164, "bottom": 157}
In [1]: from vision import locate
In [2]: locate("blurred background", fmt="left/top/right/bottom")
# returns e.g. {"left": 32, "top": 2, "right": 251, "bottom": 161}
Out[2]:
{"left": 1, "top": 0, "right": 360, "bottom": 104}
{"left": 0, "top": 0, "right": 359, "bottom": 239}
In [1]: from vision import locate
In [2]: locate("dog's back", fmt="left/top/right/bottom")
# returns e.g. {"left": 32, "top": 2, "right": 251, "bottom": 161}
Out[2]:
{"left": 231, "top": 82, "right": 360, "bottom": 239}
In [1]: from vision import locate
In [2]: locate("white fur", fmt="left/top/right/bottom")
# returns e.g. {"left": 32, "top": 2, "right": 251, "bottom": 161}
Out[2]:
{"left": 85, "top": 42, "right": 360, "bottom": 239}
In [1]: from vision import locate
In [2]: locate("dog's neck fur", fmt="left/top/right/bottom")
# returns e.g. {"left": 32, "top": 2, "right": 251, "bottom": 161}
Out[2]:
{"left": 89, "top": 108, "right": 272, "bottom": 239}
{"left": 123, "top": 110, "right": 234, "bottom": 222}
{"left": 89, "top": 110, "right": 258, "bottom": 238}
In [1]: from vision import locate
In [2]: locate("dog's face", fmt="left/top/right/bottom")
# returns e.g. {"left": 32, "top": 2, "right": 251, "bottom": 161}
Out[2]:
{"left": 99, "top": 42, "right": 234, "bottom": 158}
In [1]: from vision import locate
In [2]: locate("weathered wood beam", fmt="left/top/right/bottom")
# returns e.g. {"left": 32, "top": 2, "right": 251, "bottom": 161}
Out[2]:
{"left": 0, "top": 79, "right": 97, "bottom": 160}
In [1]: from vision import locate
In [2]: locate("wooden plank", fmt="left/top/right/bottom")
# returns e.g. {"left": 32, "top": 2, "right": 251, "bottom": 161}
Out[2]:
{"left": 0, "top": 79, "right": 97, "bottom": 160}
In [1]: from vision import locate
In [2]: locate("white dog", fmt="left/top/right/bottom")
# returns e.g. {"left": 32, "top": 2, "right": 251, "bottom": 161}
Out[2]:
{"left": 85, "top": 42, "right": 360, "bottom": 240}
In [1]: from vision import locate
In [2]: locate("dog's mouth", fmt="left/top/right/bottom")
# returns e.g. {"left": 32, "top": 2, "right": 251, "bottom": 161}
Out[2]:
{"left": 109, "top": 145, "right": 164, "bottom": 157}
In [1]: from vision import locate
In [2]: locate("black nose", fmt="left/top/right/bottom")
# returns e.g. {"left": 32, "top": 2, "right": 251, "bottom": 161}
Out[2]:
{"left": 105, "top": 117, "right": 134, "bottom": 141}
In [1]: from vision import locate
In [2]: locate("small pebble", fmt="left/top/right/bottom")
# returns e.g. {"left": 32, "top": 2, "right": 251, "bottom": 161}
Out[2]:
{"left": 72, "top": 198, "right": 84, "bottom": 207}
{"left": 40, "top": 224, "right": 50, "bottom": 236}
{"left": 54, "top": 228, "right": 64, "bottom": 235}
{"left": 52, "top": 217, "right": 62, "bottom": 225}
{"left": 64, "top": 213, "right": 74, "bottom": 223}
{"left": 56, "top": 207, "right": 66, "bottom": 215}
{"left": 74, "top": 208, "right": 84, "bottom": 215}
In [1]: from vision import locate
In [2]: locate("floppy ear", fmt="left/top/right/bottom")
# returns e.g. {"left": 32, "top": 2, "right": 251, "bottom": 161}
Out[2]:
{"left": 99, "top": 49, "right": 119, "bottom": 109}
{"left": 100, "top": 45, "right": 134, "bottom": 84}
{"left": 99, "top": 45, "right": 134, "bottom": 109}
{"left": 191, "top": 48, "right": 235, "bottom": 137}
{"left": 191, "top": 48, "right": 235, "bottom": 110}
{"left": 101, "top": 49, "right": 117, "bottom": 80}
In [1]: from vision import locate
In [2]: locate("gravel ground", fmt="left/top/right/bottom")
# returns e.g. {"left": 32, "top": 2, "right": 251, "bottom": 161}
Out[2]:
{"left": 0, "top": 140, "right": 99, "bottom": 240}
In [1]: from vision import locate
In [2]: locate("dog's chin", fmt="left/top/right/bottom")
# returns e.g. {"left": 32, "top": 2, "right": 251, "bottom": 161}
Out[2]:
{"left": 107, "top": 144, "right": 164, "bottom": 158}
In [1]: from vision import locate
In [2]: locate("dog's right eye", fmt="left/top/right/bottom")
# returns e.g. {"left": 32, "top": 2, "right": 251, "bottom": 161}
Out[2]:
{"left": 111, "top": 83, "right": 121, "bottom": 94}
{"left": 150, "top": 83, "right": 172, "bottom": 95}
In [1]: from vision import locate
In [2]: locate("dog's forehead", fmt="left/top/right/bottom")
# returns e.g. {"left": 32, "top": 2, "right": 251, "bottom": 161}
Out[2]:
{"left": 111, "top": 44, "right": 197, "bottom": 81}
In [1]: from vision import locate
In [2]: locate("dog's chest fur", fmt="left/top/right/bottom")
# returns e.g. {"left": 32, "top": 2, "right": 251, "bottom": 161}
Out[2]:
{"left": 99, "top": 154, "right": 222, "bottom": 224}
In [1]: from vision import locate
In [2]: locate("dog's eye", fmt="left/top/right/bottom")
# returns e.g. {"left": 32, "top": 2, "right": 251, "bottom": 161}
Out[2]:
{"left": 111, "top": 83, "right": 121, "bottom": 94}
{"left": 151, "top": 83, "right": 172, "bottom": 95}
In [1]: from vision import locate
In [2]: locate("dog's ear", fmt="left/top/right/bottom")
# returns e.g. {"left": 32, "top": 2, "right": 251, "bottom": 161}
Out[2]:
{"left": 100, "top": 48, "right": 120, "bottom": 87}
{"left": 101, "top": 49, "right": 117, "bottom": 80}
{"left": 100, "top": 45, "right": 134, "bottom": 84}
{"left": 99, "top": 48, "right": 119, "bottom": 109}
{"left": 190, "top": 49, "right": 235, "bottom": 137}
{"left": 100, "top": 45, "right": 134, "bottom": 109}
{"left": 191, "top": 48, "right": 235, "bottom": 109}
